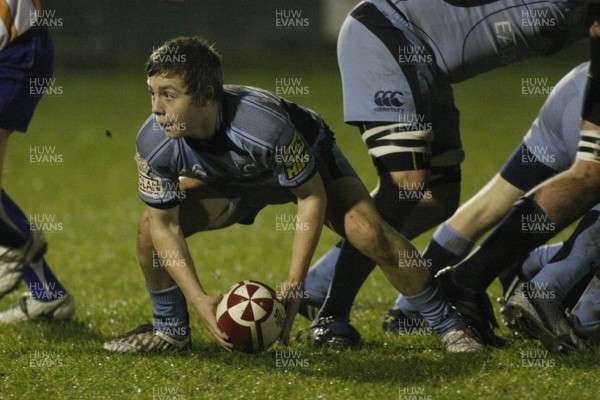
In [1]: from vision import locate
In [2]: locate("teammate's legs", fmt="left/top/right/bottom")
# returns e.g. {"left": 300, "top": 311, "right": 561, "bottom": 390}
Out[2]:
{"left": 520, "top": 244, "right": 561, "bottom": 280}
{"left": 311, "top": 5, "right": 440, "bottom": 324}
{"left": 449, "top": 12, "right": 600, "bottom": 294}
{"left": 528, "top": 206, "right": 600, "bottom": 303}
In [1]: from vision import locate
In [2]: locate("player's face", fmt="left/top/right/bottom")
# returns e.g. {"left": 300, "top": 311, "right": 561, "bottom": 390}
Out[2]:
{"left": 147, "top": 75, "right": 205, "bottom": 140}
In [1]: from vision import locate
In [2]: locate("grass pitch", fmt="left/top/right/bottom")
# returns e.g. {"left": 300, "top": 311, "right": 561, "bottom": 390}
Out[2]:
{"left": 0, "top": 47, "right": 598, "bottom": 399}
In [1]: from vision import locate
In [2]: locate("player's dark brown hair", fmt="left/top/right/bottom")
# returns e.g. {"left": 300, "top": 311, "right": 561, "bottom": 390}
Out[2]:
{"left": 146, "top": 36, "right": 224, "bottom": 105}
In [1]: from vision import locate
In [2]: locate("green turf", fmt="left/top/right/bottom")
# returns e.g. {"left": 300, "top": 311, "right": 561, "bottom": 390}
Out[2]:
{"left": 0, "top": 47, "right": 598, "bottom": 399}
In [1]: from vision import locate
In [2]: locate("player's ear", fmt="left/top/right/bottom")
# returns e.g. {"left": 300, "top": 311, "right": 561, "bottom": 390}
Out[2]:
{"left": 591, "top": 21, "right": 600, "bottom": 38}
{"left": 198, "top": 85, "right": 215, "bottom": 107}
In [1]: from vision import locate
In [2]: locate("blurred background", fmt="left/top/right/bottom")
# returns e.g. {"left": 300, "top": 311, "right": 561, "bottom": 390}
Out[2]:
{"left": 49, "top": 0, "right": 356, "bottom": 70}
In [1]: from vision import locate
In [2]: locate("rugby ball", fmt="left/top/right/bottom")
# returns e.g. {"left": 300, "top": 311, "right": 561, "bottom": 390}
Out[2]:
{"left": 216, "top": 280, "right": 286, "bottom": 353}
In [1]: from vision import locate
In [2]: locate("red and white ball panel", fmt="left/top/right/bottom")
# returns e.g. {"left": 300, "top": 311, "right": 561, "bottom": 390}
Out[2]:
{"left": 216, "top": 280, "right": 286, "bottom": 353}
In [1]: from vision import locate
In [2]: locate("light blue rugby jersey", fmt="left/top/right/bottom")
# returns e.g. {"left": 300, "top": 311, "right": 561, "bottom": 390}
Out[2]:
{"left": 135, "top": 85, "right": 324, "bottom": 209}
{"left": 366, "top": 0, "right": 587, "bottom": 82}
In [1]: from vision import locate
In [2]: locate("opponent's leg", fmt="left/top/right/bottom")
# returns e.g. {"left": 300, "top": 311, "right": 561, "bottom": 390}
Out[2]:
{"left": 0, "top": 191, "right": 73, "bottom": 322}
{"left": 0, "top": 129, "right": 28, "bottom": 249}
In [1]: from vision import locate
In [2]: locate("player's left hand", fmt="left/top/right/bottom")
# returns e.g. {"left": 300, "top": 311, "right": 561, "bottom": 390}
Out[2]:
{"left": 277, "top": 282, "right": 303, "bottom": 346}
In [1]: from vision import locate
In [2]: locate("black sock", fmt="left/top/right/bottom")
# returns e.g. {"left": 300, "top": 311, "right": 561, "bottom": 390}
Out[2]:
{"left": 498, "top": 263, "right": 521, "bottom": 294}
{"left": 423, "top": 239, "right": 462, "bottom": 276}
{"left": 453, "top": 197, "right": 557, "bottom": 291}
{"left": 318, "top": 240, "right": 376, "bottom": 319}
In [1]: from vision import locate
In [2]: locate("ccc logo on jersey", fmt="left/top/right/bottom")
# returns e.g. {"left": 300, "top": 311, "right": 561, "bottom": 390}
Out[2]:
{"left": 374, "top": 91, "right": 404, "bottom": 108}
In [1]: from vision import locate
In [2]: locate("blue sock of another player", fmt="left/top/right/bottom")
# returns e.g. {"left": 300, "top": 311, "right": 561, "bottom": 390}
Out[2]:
{"left": 403, "top": 284, "right": 464, "bottom": 337}
{"left": 529, "top": 208, "right": 600, "bottom": 302}
{"left": 149, "top": 285, "right": 189, "bottom": 340}
{"left": 304, "top": 241, "right": 343, "bottom": 304}
{"left": 519, "top": 244, "right": 561, "bottom": 280}
{"left": 22, "top": 258, "right": 67, "bottom": 302}
{"left": 571, "top": 273, "right": 600, "bottom": 327}
{"left": 392, "top": 223, "right": 474, "bottom": 313}
{"left": 0, "top": 190, "right": 29, "bottom": 248}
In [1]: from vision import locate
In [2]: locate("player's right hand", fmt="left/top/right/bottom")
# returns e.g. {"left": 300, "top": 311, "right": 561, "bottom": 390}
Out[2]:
{"left": 195, "top": 294, "right": 233, "bottom": 351}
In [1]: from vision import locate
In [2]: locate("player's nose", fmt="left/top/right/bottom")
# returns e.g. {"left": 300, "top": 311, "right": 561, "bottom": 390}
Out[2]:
{"left": 152, "top": 97, "right": 165, "bottom": 115}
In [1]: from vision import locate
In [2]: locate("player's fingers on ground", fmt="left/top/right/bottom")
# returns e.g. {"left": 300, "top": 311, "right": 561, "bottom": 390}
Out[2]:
{"left": 280, "top": 300, "right": 300, "bottom": 345}
{"left": 207, "top": 322, "right": 232, "bottom": 350}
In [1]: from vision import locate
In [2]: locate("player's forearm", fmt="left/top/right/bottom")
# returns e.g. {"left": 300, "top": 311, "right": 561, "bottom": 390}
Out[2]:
{"left": 533, "top": 160, "right": 600, "bottom": 228}
{"left": 149, "top": 223, "right": 209, "bottom": 307}
{"left": 288, "top": 193, "right": 326, "bottom": 284}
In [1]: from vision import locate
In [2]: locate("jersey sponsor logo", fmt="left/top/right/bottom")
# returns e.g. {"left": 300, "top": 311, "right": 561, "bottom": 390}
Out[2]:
{"left": 138, "top": 173, "right": 163, "bottom": 199}
{"left": 494, "top": 20, "right": 517, "bottom": 64}
{"left": 373, "top": 91, "right": 404, "bottom": 112}
{"left": 277, "top": 131, "right": 310, "bottom": 181}
{"left": 136, "top": 154, "right": 164, "bottom": 199}
{"left": 233, "top": 159, "right": 261, "bottom": 175}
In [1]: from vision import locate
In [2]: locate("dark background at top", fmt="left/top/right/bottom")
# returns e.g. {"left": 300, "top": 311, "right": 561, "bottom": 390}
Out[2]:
{"left": 45, "top": 0, "right": 335, "bottom": 70}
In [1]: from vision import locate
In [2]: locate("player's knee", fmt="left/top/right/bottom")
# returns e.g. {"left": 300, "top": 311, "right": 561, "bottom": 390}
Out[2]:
{"left": 344, "top": 207, "right": 395, "bottom": 265}
{"left": 374, "top": 171, "right": 429, "bottom": 223}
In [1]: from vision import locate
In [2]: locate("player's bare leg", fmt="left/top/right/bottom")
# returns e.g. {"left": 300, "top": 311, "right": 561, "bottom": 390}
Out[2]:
{"left": 308, "top": 176, "right": 482, "bottom": 352}
{"left": 304, "top": 179, "right": 457, "bottom": 315}
{"left": 326, "top": 176, "right": 429, "bottom": 294}
{"left": 302, "top": 170, "right": 427, "bottom": 317}
{"left": 104, "top": 180, "right": 254, "bottom": 353}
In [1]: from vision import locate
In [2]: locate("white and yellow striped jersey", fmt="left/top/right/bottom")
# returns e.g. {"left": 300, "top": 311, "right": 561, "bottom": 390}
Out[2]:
{"left": 0, "top": 0, "right": 42, "bottom": 50}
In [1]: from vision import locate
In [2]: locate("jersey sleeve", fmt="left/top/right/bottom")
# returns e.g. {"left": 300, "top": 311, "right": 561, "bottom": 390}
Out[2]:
{"left": 135, "top": 116, "right": 186, "bottom": 209}
{"left": 135, "top": 152, "right": 183, "bottom": 209}
{"left": 269, "top": 123, "right": 317, "bottom": 188}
